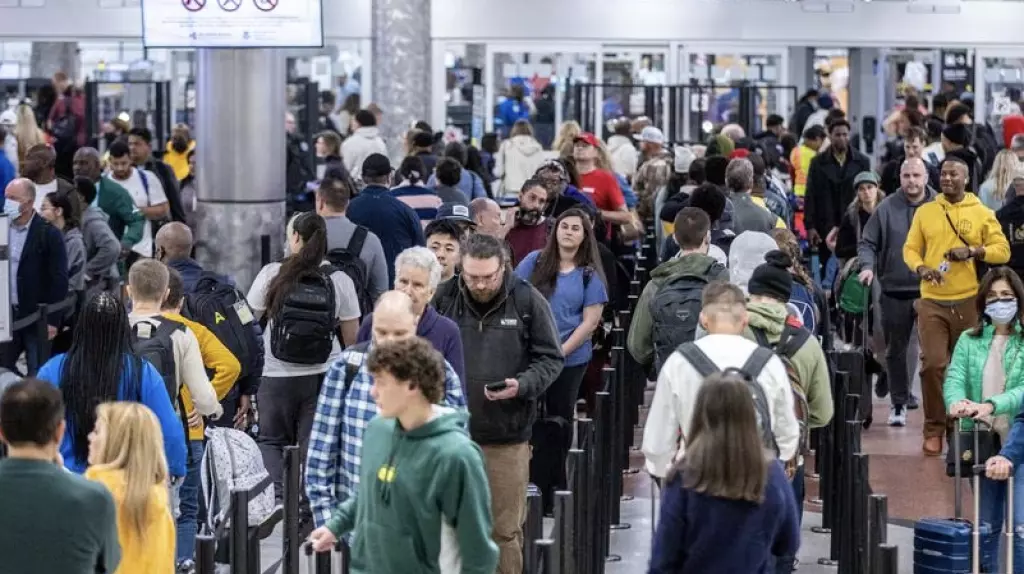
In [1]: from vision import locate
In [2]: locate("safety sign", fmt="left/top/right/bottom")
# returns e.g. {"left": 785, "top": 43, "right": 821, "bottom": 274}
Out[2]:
{"left": 253, "top": 0, "right": 277, "bottom": 11}
{"left": 143, "top": 0, "right": 324, "bottom": 48}
{"left": 217, "top": 0, "right": 241, "bottom": 11}
{"left": 182, "top": 0, "right": 205, "bottom": 11}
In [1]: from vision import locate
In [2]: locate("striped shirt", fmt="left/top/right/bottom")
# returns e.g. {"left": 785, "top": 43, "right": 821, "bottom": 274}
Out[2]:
{"left": 391, "top": 184, "right": 442, "bottom": 226}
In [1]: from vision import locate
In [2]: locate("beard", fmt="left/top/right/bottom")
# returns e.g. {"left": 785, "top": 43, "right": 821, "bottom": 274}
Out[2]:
{"left": 516, "top": 208, "right": 543, "bottom": 226}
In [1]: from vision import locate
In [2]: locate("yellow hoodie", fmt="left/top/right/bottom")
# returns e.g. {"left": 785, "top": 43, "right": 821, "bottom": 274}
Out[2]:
{"left": 903, "top": 192, "right": 1010, "bottom": 301}
{"left": 164, "top": 139, "right": 195, "bottom": 181}
{"left": 85, "top": 467, "right": 175, "bottom": 574}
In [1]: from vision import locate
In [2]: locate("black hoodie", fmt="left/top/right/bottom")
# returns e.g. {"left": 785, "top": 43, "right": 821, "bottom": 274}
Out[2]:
{"left": 997, "top": 194, "right": 1024, "bottom": 277}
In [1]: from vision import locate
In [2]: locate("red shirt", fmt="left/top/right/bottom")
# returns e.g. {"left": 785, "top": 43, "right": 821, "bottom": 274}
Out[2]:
{"left": 1004, "top": 115, "right": 1024, "bottom": 148}
{"left": 506, "top": 222, "right": 550, "bottom": 267}
{"left": 578, "top": 169, "right": 625, "bottom": 213}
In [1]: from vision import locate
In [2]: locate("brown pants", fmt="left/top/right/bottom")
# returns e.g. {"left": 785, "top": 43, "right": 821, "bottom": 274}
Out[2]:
{"left": 481, "top": 442, "right": 531, "bottom": 574}
{"left": 916, "top": 298, "right": 978, "bottom": 439}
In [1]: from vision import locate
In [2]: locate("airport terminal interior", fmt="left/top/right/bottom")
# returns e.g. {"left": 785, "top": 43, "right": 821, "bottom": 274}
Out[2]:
{"left": 2, "top": 0, "right": 1024, "bottom": 572}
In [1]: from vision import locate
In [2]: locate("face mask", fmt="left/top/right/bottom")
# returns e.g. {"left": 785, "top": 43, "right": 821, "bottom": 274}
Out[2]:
{"left": 986, "top": 299, "right": 1019, "bottom": 325}
{"left": 516, "top": 208, "right": 543, "bottom": 226}
{"left": 3, "top": 198, "right": 20, "bottom": 219}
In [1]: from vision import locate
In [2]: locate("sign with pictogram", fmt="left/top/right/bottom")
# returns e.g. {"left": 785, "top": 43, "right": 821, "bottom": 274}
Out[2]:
{"left": 253, "top": 0, "right": 276, "bottom": 11}
{"left": 182, "top": 0, "right": 204, "bottom": 11}
{"left": 217, "top": 0, "right": 241, "bottom": 11}
{"left": 142, "top": 0, "right": 324, "bottom": 48}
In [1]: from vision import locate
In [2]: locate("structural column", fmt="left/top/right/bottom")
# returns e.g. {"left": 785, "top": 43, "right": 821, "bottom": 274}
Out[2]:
{"left": 194, "top": 49, "right": 287, "bottom": 291}
{"left": 30, "top": 42, "right": 79, "bottom": 80}
{"left": 372, "top": 0, "right": 431, "bottom": 159}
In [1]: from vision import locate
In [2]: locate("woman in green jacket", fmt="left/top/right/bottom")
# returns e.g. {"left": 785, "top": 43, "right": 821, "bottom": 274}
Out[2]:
{"left": 945, "top": 266, "right": 1024, "bottom": 572}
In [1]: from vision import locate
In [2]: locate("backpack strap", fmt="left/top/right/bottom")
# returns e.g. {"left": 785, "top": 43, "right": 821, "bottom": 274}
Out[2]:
{"left": 740, "top": 347, "right": 775, "bottom": 381}
{"left": 509, "top": 278, "right": 535, "bottom": 336}
{"left": 344, "top": 341, "right": 371, "bottom": 396}
{"left": 677, "top": 343, "right": 720, "bottom": 378}
{"left": 751, "top": 326, "right": 772, "bottom": 349}
{"left": 776, "top": 324, "right": 811, "bottom": 360}
{"left": 347, "top": 226, "right": 369, "bottom": 260}
{"left": 137, "top": 168, "right": 151, "bottom": 204}
{"left": 433, "top": 277, "right": 459, "bottom": 317}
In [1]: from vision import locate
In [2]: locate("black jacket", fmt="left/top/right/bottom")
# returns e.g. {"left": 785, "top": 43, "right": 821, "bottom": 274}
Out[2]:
{"left": 879, "top": 156, "right": 939, "bottom": 195}
{"left": 804, "top": 149, "right": 872, "bottom": 238}
{"left": 834, "top": 206, "right": 872, "bottom": 260}
{"left": 432, "top": 273, "right": 564, "bottom": 445}
{"left": 997, "top": 195, "right": 1024, "bottom": 277}
{"left": 14, "top": 215, "right": 69, "bottom": 325}
{"left": 144, "top": 157, "right": 186, "bottom": 224}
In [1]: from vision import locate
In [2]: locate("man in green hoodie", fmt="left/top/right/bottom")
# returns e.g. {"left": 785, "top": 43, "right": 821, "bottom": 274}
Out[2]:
{"left": 308, "top": 337, "right": 498, "bottom": 574}
{"left": 628, "top": 207, "right": 729, "bottom": 371}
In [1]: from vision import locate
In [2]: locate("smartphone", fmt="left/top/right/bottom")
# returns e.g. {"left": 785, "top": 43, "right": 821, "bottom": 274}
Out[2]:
{"left": 485, "top": 382, "right": 509, "bottom": 392}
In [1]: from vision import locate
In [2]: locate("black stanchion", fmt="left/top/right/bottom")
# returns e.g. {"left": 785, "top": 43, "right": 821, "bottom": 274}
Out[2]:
{"left": 877, "top": 544, "right": 899, "bottom": 574}
{"left": 837, "top": 412, "right": 862, "bottom": 574}
{"left": 282, "top": 445, "right": 301, "bottom": 574}
{"left": 230, "top": 487, "right": 253, "bottom": 574}
{"left": 602, "top": 365, "right": 626, "bottom": 531}
{"left": 260, "top": 234, "right": 272, "bottom": 267}
{"left": 868, "top": 494, "right": 889, "bottom": 574}
{"left": 534, "top": 539, "right": 556, "bottom": 574}
{"left": 195, "top": 534, "right": 217, "bottom": 574}
{"left": 574, "top": 419, "right": 594, "bottom": 574}
{"left": 524, "top": 486, "right": 543, "bottom": 572}
{"left": 554, "top": 490, "right": 575, "bottom": 573}
{"left": 593, "top": 391, "right": 615, "bottom": 566}
{"left": 850, "top": 452, "right": 869, "bottom": 574}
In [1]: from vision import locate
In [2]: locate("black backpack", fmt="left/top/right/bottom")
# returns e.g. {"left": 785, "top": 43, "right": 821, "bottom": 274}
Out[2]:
{"left": 51, "top": 96, "right": 78, "bottom": 152}
{"left": 325, "top": 226, "right": 373, "bottom": 317}
{"left": 132, "top": 317, "right": 186, "bottom": 411}
{"left": 650, "top": 271, "right": 712, "bottom": 373}
{"left": 270, "top": 269, "right": 338, "bottom": 365}
{"left": 183, "top": 272, "right": 264, "bottom": 380}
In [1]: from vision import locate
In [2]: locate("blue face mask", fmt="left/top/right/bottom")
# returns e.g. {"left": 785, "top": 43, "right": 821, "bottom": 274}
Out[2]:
{"left": 986, "top": 299, "right": 1019, "bottom": 325}
{"left": 3, "top": 198, "right": 20, "bottom": 219}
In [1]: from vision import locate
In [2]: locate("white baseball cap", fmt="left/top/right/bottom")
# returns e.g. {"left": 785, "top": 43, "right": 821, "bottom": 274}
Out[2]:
{"left": 635, "top": 126, "right": 665, "bottom": 145}
{"left": 0, "top": 110, "right": 15, "bottom": 127}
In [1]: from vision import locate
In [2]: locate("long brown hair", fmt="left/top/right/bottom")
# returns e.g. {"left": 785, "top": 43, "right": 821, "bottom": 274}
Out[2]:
{"left": 670, "top": 373, "right": 770, "bottom": 504}
{"left": 265, "top": 212, "right": 329, "bottom": 318}
{"left": 970, "top": 266, "right": 1024, "bottom": 337}
{"left": 529, "top": 208, "right": 606, "bottom": 299}
{"left": 770, "top": 228, "right": 814, "bottom": 289}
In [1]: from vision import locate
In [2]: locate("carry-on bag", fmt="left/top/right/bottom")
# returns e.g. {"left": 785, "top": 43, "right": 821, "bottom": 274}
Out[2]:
{"left": 304, "top": 539, "right": 349, "bottom": 574}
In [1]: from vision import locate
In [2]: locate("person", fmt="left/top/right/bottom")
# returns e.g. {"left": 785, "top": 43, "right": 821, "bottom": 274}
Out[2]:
{"left": 40, "top": 190, "right": 85, "bottom": 293}
{"left": 48, "top": 72, "right": 86, "bottom": 179}
{"left": 106, "top": 140, "right": 168, "bottom": 261}
{"left": 432, "top": 232, "right": 564, "bottom": 574}
{"left": 427, "top": 142, "right": 489, "bottom": 201}
{"left": 410, "top": 129, "right": 439, "bottom": 175}
{"left": 506, "top": 178, "right": 553, "bottom": 266}
{"left": 392, "top": 155, "right": 444, "bottom": 223}
{"left": 771, "top": 228, "right": 831, "bottom": 348}
{"left": 316, "top": 175, "right": 389, "bottom": 303}
{"left": 436, "top": 202, "right": 477, "bottom": 239}
{"left": 317, "top": 90, "right": 341, "bottom": 135}
{"left": 356, "top": 247, "right": 465, "bottom": 384}
{"left": 904, "top": 156, "right": 1011, "bottom": 456}
{"left": 314, "top": 130, "right": 345, "bottom": 182}
{"left": 72, "top": 176, "right": 126, "bottom": 290}
{"left": 628, "top": 207, "right": 729, "bottom": 371}
{"left": 346, "top": 154, "right": 426, "bottom": 286}
{"left": 178, "top": 149, "right": 198, "bottom": 230}
{"left": 85, "top": 402, "right": 176, "bottom": 574}
{"left": 341, "top": 110, "right": 388, "bottom": 181}
{"left": 573, "top": 132, "right": 632, "bottom": 231}
{"left": 72, "top": 147, "right": 145, "bottom": 251}
{"left": 997, "top": 172, "right": 1024, "bottom": 278}
{"left": 14, "top": 103, "right": 46, "bottom": 169}
{"left": 943, "top": 268, "right": 1024, "bottom": 572}
{"left": 648, "top": 372, "right": 801, "bottom": 574}
{"left": 307, "top": 337, "right": 498, "bottom": 573}
{"left": 496, "top": 84, "right": 532, "bottom": 138}
{"left": 515, "top": 208, "right": 608, "bottom": 509}
{"left": 307, "top": 292, "right": 466, "bottom": 527}
{"left": 494, "top": 119, "right": 545, "bottom": 198}
{"left": 246, "top": 212, "right": 361, "bottom": 499}
{"left": 661, "top": 183, "right": 736, "bottom": 264}
{"left": 979, "top": 149, "right": 1021, "bottom": 212}
{"left": 0, "top": 378, "right": 121, "bottom": 574}
{"left": 469, "top": 197, "right": 508, "bottom": 239}
{"left": 1, "top": 178, "right": 69, "bottom": 375}
{"left": 128, "top": 127, "right": 185, "bottom": 224}
{"left": 725, "top": 157, "right": 778, "bottom": 235}
{"left": 607, "top": 118, "right": 638, "bottom": 180}
{"left": 432, "top": 157, "right": 471, "bottom": 206}
{"left": 879, "top": 126, "right": 939, "bottom": 195}
{"left": 425, "top": 218, "right": 463, "bottom": 282}
{"left": 790, "top": 125, "right": 825, "bottom": 208}
{"left": 164, "top": 124, "right": 195, "bottom": 182}
{"left": 831, "top": 171, "right": 884, "bottom": 260}
{"left": 20, "top": 143, "right": 74, "bottom": 211}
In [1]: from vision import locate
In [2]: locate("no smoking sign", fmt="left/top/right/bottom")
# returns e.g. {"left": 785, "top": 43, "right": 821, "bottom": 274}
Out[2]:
{"left": 254, "top": 0, "right": 277, "bottom": 10}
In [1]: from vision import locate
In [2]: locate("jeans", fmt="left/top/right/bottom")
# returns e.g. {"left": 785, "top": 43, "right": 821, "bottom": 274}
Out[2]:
{"left": 176, "top": 440, "right": 205, "bottom": 562}
{"left": 775, "top": 464, "right": 805, "bottom": 574}
{"left": 978, "top": 464, "right": 1024, "bottom": 573}
{"left": 0, "top": 325, "right": 41, "bottom": 376}
{"left": 879, "top": 294, "right": 919, "bottom": 407}
{"left": 257, "top": 374, "right": 323, "bottom": 503}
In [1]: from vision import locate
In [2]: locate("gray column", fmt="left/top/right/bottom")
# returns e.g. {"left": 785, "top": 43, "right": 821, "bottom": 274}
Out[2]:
{"left": 848, "top": 48, "right": 881, "bottom": 162}
{"left": 372, "top": 0, "right": 431, "bottom": 159}
{"left": 30, "top": 42, "right": 79, "bottom": 80}
{"left": 194, "top": 50, "right": 287, "bottom": 291}
{"left": 788, "top": 47, "right": 816, "bottom": 103}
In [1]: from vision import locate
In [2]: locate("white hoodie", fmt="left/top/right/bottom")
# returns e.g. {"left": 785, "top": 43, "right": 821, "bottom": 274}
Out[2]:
{"left": 494, "top": 135, "right": 545, "bottom": 197}
{"left": 606, "top": 135, "right": 638, "bottom": 179}
{"left": 342, "top": 126, "right": 388, "bottom": 181}
{"left": 641, "top": 334, "right": 800, "bottom": 478}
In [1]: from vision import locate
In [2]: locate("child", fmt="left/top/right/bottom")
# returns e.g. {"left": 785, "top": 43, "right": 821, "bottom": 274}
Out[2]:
{"left": 649, "top": 372, "right": 801, "bottom": 573}
{"left": 85, "top": 402, "right": 176, "bottom": 574}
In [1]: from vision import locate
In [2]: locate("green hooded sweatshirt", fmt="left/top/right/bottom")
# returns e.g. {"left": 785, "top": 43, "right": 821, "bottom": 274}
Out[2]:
{"left": 627, "top": 252, "right": 728, "bottom": 368}
{"left": 742, "top": 301, "right": 834, "bottom": 429}
{"left": 325, "top": 407, "right": 499, "bottom": 574}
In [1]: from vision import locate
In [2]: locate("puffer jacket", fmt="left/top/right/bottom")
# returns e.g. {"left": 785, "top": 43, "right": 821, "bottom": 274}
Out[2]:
{"left": 341, "top": 126, "right": 388, "bottom": 181}
{"left": 495, "top": 135, "right": 546, "bottom": 197}
{"left": 607, "top": 135, "right": 638, "bottom": 179}
{"left": 944, "top": 323, "right": 1024, "bottom": 431}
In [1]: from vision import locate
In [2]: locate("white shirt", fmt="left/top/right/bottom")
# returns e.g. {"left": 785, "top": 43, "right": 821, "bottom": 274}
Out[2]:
{"left": 33, "top": 179, "right": 58, "bottom": 213}
{"left": 247, "top": 261, "right": 361, "bottom": 378}
{"left": 107, "top": 168, "right": 167, "bottom": 258}
{"left": 641, "top": 333, "right": 800, "bottom": 478}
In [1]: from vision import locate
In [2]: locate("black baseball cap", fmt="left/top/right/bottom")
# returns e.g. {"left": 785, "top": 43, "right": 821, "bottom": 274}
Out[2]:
{"left": 361, "top": 153, "right": 392, "bottom": 178}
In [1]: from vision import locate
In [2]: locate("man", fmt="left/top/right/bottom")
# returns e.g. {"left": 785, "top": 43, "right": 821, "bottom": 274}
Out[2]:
{"left": 790, "top": 124, "right": 826, "bottom": 206}
{"left": 859, "top": 157, "right": 934, "bottom": 426}
{"left": 427, "top": 142, "right": 488, "bottom": 201}
{"left": 164, "top": 123, "right": 196, "bottom": 182}
{"left": 607, "top": 119, "right": 638, "bottom": 180}
{"left": 285, "top": 111, "right": 315, "bottom": 211}
{"left": 107, "top": 140, "right": 168, "bottom": 261}
{"left": 636, "top": 125, "right": 668, "bottom": 165}
{"left": 628, "top": 207, "right": 729, "bottom": 371}
{"left": 749, "top": 153, "right": 791, "bottom": 228}
{"left": 72, "top": 146, "right": 145, "bottom": 251}
{"left": 941, "top": 123, "right": 982, "bottom": 193}
{"left": 724, "top": 157, "right": 777, "bottom": 235}
{"left": 642, "top": 280, "right": 799, "bottom": 479}
{"left": 316, "top": 176, "right": 389, "bottom": 303}
{"left": 435, "top": 202, "right": 476, "bottom": 239}
{"left": 317, "top": 90, "right": 341, "bottom": 135}
{"left": 433, "top": 157, "right": 470, "bottom": 206}
{"left": 70, "top": 175, "right": 122, "bottom": 293}
{"left": 346, "top": 154, "right": 425, "bottom": 286}
{"left": 307, "top": 337, "right": 498, "bottom": 574}
{"left": 1011, "top": 133, "right": 1024, "bottom": 163}
{"left": 1, "top": 179, "right": 68, "bottom": 374}
{"left": 469, "top": 197, "right": 507, "bottom": 238}
{"left": 411, "top": 130, "right": 439, "bottom": 175}
{"left": 534, "top": 159, "right": 595, "bottom": 219}
{"left": 425, "top": 219, "right": 464, "bottom": 282}
{"left": 0, "top": 378, "right": 121, "bottom": 573}
{"left": 573, "top": 132, "right": 631, "bottom": 228}
{"left": 341, "top": 110, "right": 388, "bottom": 181}
{"left": 432, "top": 233, "right": 564, "bottom": 574}
{"left": 804, "top": 119, "right": 872, "bottom": 265}
{"left": 20, "top": 144, "right": 73, "bottom": 211}
{"left": 505, "top": 178, "right": 551, "bottom": 266}
{"left": 128, "top": 127, "right": 186, "bottom": 223}
{"left": 879, "top": 126, "right": 939, "bottom": 195}
{"left": 306, "top": 291, "right": 466, "bottom": 531}
{"left": 903, "top": 156, "right": 1010, "bottom": 456}
{"left": 47, "top": 71, "right": 86, "bottom": 179}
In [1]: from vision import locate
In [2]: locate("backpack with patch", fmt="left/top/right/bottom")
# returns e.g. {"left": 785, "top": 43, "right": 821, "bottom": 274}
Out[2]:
{"left": 788, "top": 281, "right": 818, "bottom": 335}
{"left": 752, "top": 321, "right": 813, "bottom": 474}
{"left": 677, "top": 343, "right": 778, "bottom": 454}
{"left": 201, "top": 426, "right": 276, "bottom": 533}
{"left": 650, "top": 268, "right": 717, "bottom": 372}
{"left": 270, "top": 269, "right": 338, "bottom": 365}
{"left": 132, "top": 317, "right": 186, "bottom": 411}
{"left": 183, "top": 272, "right": 264, "bottom": 381}
{"left": 325, "top": 226, "right": 373, "bottom": 318}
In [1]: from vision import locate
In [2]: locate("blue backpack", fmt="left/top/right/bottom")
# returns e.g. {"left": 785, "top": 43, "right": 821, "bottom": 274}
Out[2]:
{"left": 788, "top": 282, "right": 818, "bottom": 335}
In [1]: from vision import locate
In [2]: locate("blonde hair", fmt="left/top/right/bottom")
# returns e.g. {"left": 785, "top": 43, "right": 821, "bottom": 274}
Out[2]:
{"left": 552, "top": 121, "right": 581, "bottom": 158}
{"left": 91, "top": 402, "right": 168, "bottom": 539}
{"left": 986, "top": 149, "right": 1020, "bottom": 204}
{"left": 14, "top": 104, "right": 46, "bottom": 166}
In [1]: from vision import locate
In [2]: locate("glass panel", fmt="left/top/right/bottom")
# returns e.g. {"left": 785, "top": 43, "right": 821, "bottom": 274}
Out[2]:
{"left": 598, "top": 49, "right": 667, "bottom": 138}
{"left": 684, "top": 51, "right": 785, "bottom": 141}
{"left": 982, "top": 57, "right": 1024, "bottom": 138}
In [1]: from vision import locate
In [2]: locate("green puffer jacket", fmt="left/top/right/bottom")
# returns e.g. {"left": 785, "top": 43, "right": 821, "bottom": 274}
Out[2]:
{"left": 944, "top": 324, "right": 1024, "bottom": 429}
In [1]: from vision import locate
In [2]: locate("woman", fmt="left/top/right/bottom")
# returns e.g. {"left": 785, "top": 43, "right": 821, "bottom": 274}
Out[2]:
{"left": 35, "top": 292, "right": 188, "bottom": 478}
{"left": 178, "top": 149, "right": 198, "bottom": 229}
{"left": 41, "top": 191, "right": 85, "bottom": 293}
{"left": 391, "top": 156, "right": 441, "bottom": 224}
{"left": 980, "top": 149, "right": 1020, "bottom": 212}
{"left": 494, "top": 119, "right": 545, "bottom": 198}
{"left": 515, "top": 208, "right": 608, "bottom": 511}
{"left": 649, "top": 373, "right": 800, "bottom": 573}
{"left": 314, "top": 130, "right": 345, "bottom": 182}
{"left": 552, "top": 120, "right": 582, "bottom": 159}
{"left": 14, "top": 102, "right": 46, "bottom": 167}
{"left": 946, "top": 267, "right": 1024, "bottom": 573}
{"left": 337, "top": 93, "right": 360, "bottom": 136}
{"left": 355, "top": 246, "right": 465, "bottom": 385}
{"left": 85, "top": 402, "right": 175, "bottom": 574}
{"left": 246, "top": 212, "right": 361, "bottom": 493}
{"left": 832, "top": 175, "right": 884, "bottom": 261}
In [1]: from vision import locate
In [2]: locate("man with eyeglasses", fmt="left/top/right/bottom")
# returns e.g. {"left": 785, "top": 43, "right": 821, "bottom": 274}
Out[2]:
{"left": 432, "top": 232, "right": 564, "bottom": 574}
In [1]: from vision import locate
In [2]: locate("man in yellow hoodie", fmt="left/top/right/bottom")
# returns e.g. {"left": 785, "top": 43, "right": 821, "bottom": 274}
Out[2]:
{"left": 903, "top": 156, "right": 1011, "bottom": 456}
{"left": 164, "top": 124, "right": 195, "bottom": 182}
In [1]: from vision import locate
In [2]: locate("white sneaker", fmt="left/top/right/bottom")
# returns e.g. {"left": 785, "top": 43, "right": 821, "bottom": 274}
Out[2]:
{"left": 888, "top": 405, "right": 907, "bottom": 427}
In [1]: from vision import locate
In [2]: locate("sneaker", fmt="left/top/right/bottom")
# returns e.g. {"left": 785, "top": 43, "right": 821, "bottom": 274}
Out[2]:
{"left": 874, "top": 372, "right": 889, "bottom": 399}
{"left": 176, "top": 560, "right": 196, "bottom": 574}
{"left": 888, "top": 405, "right": 907, "bottom": 427}
{"left": 907, "top": 394, "right": 920, "bottom": 410}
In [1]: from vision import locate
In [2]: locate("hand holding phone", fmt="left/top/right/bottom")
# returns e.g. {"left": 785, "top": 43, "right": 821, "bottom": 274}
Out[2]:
{"left": 485, "top": 382, "right": 508, "bottom": 392}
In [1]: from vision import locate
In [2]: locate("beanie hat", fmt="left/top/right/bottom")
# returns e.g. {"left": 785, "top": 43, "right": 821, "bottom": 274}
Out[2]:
{"left": 704, "top": 156, "right": 730, "bottom": 186}
{"left": 748, "top": 250, "right": 794, "bottom": 303}
{"left": 943, "top": 123, "right": 973, "bottom": 147}
{"left": 706, "top": 134, "right": 735, "bottom": 158}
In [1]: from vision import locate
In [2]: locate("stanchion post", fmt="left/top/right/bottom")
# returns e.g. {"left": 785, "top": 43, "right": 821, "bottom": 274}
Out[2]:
{"left": 195, "top": 534, "right": 216, "bottom": 574}
{"left": 570, "top": 442, "right": 591, "bottom": 574}
{"left": 260, "top": 234, "right": 272, "bottom": 267}
{"left": 869, "top": 494, "right": 889, "bottom": 574}
{"left": 601, "top": 366, "right": 624, "bottom": 530}
{"left": 851, "top": 453, "right": 870, "bottom": 574}
{"left": 877, "top": 544, "right": 899, "bottom": 574}
{"left": 524, "top": 486, "right": 542, "bottom": 572}
{"left": 229, "top": 488, "right": 251, "bottom": 574}
{"left": 34, "top": 302, "right": 50, "bottom": 374}
{"left": 534, "top": 539, "right": 556, "bottom": 574}
{"left": 282, "top": 445, "right": 301, "bottom": 574}
{"left": 593, "top": 392, "right": 611, "bottom": 565}
{"left": 554, "top": 490, "right": 574, "bottom": 573}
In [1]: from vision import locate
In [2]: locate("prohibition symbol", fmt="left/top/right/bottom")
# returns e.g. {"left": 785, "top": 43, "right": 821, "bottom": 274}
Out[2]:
{"left": 218, "top": 0, "right": 242, "bottom": 12}
{"left": 253, "top": 0, "right": 277, "bottom": 11}
{"left": 182, "top": 0, "right": 205, "bottom": 11}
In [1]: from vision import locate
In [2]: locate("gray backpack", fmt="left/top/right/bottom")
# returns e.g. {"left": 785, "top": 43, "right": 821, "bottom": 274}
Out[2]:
{"left": 201, "top": 426, "right": 277, "bottom": 531}
{"left": 650, "top": 273, "right": 710, "bottom": 372}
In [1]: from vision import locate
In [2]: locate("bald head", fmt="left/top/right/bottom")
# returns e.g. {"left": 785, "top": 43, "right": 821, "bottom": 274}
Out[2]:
{"left": 900, "top": 156, "right": 927, "bottom": 199}
{"left": 155, "top": 222, "right": 194, "bottom": 262}
{"left": 371, "top": 291, "right": 417, "bottom": 345}
{"left": 469, "top": 198, "right": 502, "bottom": 237}
{"left": 5, "top": 178, "right": 36, "bottom": 222}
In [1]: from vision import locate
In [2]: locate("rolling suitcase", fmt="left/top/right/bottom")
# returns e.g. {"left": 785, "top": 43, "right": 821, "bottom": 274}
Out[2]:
{"left": 304, "top": 539, "right": 349, "bottom": 574}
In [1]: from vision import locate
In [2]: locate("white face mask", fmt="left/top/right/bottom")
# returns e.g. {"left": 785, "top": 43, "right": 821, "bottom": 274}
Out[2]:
{"left": 3, "top": 198, "right": 21, "bottom": 219}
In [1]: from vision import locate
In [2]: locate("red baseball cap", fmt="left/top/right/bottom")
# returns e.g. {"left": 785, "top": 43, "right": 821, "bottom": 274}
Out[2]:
{"left": 574, "top": 132, "right": 601, "bottom": 148}
{"left": 729, "top": 149, "right": 751, "bottom": 160}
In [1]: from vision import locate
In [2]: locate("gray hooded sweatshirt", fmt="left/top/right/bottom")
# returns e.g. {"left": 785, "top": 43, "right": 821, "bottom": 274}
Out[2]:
{"left": 858, "top": 187, "right": 936, "bottom": 297}
{"left": 80, "top": 205, "right": 122, "bottom": 288}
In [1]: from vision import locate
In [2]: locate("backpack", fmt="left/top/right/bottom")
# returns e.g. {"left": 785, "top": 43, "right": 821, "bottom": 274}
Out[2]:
{"left": 789, "top": 282, "right": 819, "bottom": 335}
{"left": 752, "top": 321, "right": 813, "bottom": 470}
{"left": 50, "top": 96, "right": 78, "bottom": 151}
{"left": 132, "top": 317, "right": 186, "bottom": 411}
{"left": 650, "top": 268, "right": 716, "bottom": 372}
{"left": 325, "top": 226, "right": 373, "bottom": 318}
{"left": 201, "top": 426, "right": 276, "bottom": 532}
{"left": 183, "top": 272, "right": 264, "bottom": 380}
{"left": 677, "top": 343, "right": 778, "bottom": 454}
{"left": 270, "top": 269, "right": 338, "bottom": 365}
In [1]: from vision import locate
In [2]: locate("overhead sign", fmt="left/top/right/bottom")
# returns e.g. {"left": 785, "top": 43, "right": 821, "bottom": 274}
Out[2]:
{"left": 142, "top": 0, "right": 324, "bottom": 49}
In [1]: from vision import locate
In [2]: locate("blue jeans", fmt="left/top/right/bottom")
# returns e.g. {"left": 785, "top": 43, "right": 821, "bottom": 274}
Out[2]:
{"left": 176, "top": 440, "right": 205, "bottom": 562}
{"left": 978, "top": 463, "right": 1024, "bottom": 573}
{"left": 775, "top": 464, "right": 805, "bottom": 574}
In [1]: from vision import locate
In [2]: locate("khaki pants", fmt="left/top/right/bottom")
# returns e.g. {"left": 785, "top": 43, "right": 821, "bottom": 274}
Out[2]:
{"left": 481, "top": 442, "right": 530, "bottom": 574}
{"left": 916, "top": 298, "right": 978, "bottom": 439}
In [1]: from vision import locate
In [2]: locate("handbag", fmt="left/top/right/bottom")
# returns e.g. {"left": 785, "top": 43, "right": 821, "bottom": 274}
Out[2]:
{"left": 945, "top": 416, "right": 1000, "bottom": 478}
{"left": 943, "top": 209, "right": 988, "bottom": 280}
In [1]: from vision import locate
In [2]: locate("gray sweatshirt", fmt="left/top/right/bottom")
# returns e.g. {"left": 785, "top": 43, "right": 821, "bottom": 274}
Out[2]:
{"left": 80, "top": 206, "right": 122, "bottom": 287}
{"left": 858, "top": 187, "right": 936, "bottom": 297}
{"left": 63, "top": 228, "right": 86, "bottom": 292}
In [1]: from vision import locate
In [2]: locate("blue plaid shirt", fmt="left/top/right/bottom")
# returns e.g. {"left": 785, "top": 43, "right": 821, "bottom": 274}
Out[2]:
{"left": 306, "top": 344, "right": 466, "bottom": 527}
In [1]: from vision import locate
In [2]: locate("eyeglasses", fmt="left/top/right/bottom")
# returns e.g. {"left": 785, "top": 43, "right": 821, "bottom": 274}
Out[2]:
{"left": 462, "top": 267, "right": 503, "bottom": 286}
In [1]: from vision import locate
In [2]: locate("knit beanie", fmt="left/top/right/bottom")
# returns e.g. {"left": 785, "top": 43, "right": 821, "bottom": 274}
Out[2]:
{"left": 942, "top": 123, "right": 973, "bottom": 148}
{"left": 704, "top": 156, "right": 730, "bottom": 186}
{"left": 706, "top": 134, "right": 736, "bottom": 158}
{"left": 748, "top": 250, "right": 794, "bottom": 303}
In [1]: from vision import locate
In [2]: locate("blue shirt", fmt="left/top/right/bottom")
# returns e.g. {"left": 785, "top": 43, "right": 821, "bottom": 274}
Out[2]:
{"left": 8, "top": 214, "right": 32, "bottom": 308}
{"left": 515, "top": 250, "right": 608, "bottom": 367}
{"left": 427, "top": 170, "right": 487, "bottom": 201}
{"left": 346, "top": 185, "right": 426, "bottom": 286}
